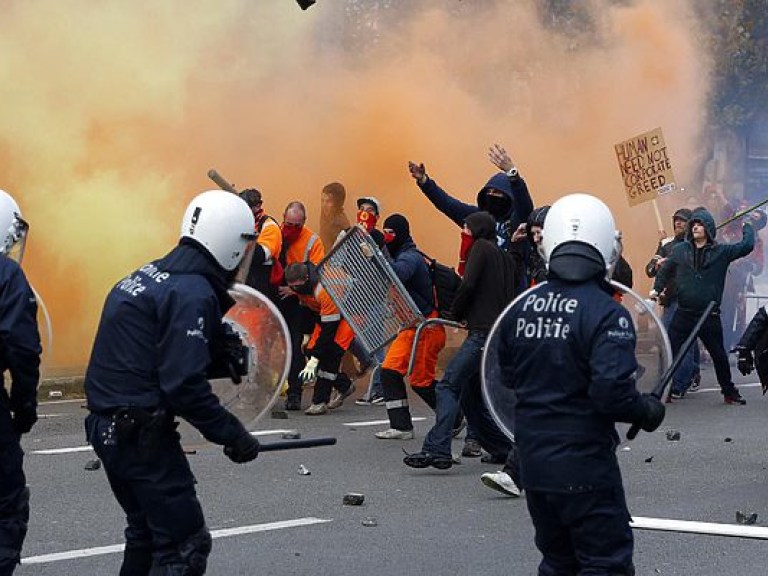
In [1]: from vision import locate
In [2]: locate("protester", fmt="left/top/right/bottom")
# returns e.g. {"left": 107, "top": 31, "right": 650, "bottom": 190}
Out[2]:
{"left": 375, "top": 214, "right": 446, "bottom": 439}
{"left": 277, "top": 201, "right": 325, "bottom": 410}
{"left": 644, "top": 208, "right": 700, "bottom": 396}
{"left": 236, "top": 188, "right": 283, "bottom": 301}
{"left": 284, "top": 262, "right": 356, "bottom": 415}
{"left": 403, "top": 211, "right": 517, "bottom": 471}
{"left": 652, "top": 206, "right": 754, "bottom": 404}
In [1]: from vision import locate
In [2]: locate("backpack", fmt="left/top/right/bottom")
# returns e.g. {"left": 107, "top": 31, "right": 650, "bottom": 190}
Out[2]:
{"left": 418, "top": 251, "right": 462, "bottom": 320}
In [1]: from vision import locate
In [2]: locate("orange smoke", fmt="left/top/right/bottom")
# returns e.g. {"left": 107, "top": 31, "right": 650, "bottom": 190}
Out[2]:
{"left": 0, "top": 0, "right": 710, "bottom": 371}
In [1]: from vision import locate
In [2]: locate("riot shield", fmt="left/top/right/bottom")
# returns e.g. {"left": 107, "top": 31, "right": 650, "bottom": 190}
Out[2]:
{"left": 209, "top": 283, "right": 291, "bottom": 430}
{"left": 30, "top": 283, "right": 53, "bottom": 376}
{"left": 481, "top": 281, "right": 672, "bottom": 441}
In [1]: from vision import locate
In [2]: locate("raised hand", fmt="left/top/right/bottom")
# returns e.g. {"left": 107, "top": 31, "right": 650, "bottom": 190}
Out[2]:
{"left": 488, "top": 143, "right": 514, "bottom": 173}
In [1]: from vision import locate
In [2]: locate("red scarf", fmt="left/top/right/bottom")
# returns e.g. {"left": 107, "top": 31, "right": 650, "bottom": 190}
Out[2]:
{"left": 458, "top": 230, "right": 475, "bottom": 277}
{"left": 282, "top": 225, "right": 303, "bottom": 244}
{"left": 357, "top": 210, "right": 378, "bottom": 233}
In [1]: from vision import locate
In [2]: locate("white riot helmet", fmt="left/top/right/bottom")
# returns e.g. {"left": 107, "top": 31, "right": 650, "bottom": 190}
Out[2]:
{"left": 180, "top": 190, "right": 256, "bottom": 271}
{"left": 541, "top": 193, "right": 621, "bottom": 280}
{"left": 0, "top": 190, "right": 29, "bottom": 264}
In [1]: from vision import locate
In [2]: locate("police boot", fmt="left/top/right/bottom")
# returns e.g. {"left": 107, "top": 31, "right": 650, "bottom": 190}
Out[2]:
{"left": 378, "top": 368, "right": 413, "bottom": 433}
{"left": 119, "top": 546, "right": 153, "bottom": 576}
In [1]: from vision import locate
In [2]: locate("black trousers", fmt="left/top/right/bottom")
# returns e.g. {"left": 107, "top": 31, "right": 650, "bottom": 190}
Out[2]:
{"left": 526, "top": 486, "right": 634, "bottom": 576}
{"left": 0, "top": 438, "right": 29, "bottom": 576}
{"left": 668, "top": 308, "right": 736, "bottom": 394}
{"left": 85, "top": 414, "right": 211, "bottom": 575}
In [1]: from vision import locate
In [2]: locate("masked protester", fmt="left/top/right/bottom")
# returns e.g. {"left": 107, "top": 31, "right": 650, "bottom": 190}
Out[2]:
{"left": 408, "top": 143, "right": 533, "bottom": 288}
{"left": 404, "top": 211, "right": 517, "bottom": 475}
{"left": 84, "top": 191, "right": 261, "bottom": 576}
{"left": 276, "top": 201, "right": 325, "bottom": 410}
{"left": 0, "top": 190, "right": 41, "bottom": 576}
{"left": 494, "top": 193, "right": 665, "bottom": 575}
{"left": 652, "top": 207, "right": 754, "bottom": 404}
{"left": 284, "top": 262, "right": 356, "bottom": 414}
{"left": 375, "top": 214, "right": 447, "bottom": 439}
{"left": 236, "top": 188, "right": 283, "bottom": 301}
{"left": 334, "top": 196, "right": 388, "bottom": 405}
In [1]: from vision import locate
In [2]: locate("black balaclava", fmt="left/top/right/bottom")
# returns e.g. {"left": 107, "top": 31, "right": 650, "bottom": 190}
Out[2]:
{"left": 383, "top": 213, "right": 411, "bottom": 256}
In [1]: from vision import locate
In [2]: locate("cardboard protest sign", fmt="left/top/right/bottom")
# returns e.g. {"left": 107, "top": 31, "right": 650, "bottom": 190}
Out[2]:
{"left": 615, "top": 127, "right": 676, "bottom": 207}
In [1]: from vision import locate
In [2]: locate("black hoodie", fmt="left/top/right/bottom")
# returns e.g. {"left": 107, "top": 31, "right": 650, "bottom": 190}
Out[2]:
{"left": 451, "top": 211, "right": 518, "bottom": 331}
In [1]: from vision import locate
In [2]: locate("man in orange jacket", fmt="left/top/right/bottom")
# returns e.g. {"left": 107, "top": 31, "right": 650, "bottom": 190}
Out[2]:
{"left": 284, "top": 262, "right": 355, "bottom": 415}
{"left": 277, "top": 201, "right": 326, "bottom": 410}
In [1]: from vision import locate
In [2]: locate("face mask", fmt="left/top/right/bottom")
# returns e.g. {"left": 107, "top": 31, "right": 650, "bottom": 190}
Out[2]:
{"left": 357, "top": 210, "right": 378, "bottom": 233}
{"left": 291, "top": 281, "right": 313, "bottom": 295}
{"left": 252, "top": 208, "right": 264, "bottom": 223}
{"left": 485, "top": 194, "right": 512, "bottom": 219}
{"left": 458, "top": 229, "right": 475, "bottom": 277}
{"left": 282, "top": 224, "right": 303, "bottom": 244}
{"left": 383, "top": 231, "right": 396, "bottom": 244}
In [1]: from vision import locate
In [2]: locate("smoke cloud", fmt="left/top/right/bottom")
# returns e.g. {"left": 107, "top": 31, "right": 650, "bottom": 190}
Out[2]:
{"left": 0, "top": 0, "right": 710, "bottom": 369}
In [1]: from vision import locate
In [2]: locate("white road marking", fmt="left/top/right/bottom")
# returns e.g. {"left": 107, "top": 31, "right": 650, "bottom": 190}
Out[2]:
{"left": 343, "top": 417, "right": 427, "bottom": 427}
{"left": 23, "top": 517, "right": 332, "bottom": 565}
{"left": 632, "top": 516, "right": 768, "bottom": 539}
{"left": 31, "top": 430, "right": 296, "bottom": 455}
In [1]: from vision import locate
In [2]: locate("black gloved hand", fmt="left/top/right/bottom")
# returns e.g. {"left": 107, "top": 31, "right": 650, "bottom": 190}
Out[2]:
{"left": 13, "top": 407, "right": 37, "bottom": 435}
{"left": 735, "top": 347, "right": 754, "bottom": 376}
{"left": 638, "top": 394, "right": 666, "bottom": 433}
{"left": 208, "top": 323, "right": 249, "bottom": 384}
{"left": 224, "top": 432, "right": 260, "bottom": 464}
{"left": 627, "top": 394, "right": 666, "bottom": 440}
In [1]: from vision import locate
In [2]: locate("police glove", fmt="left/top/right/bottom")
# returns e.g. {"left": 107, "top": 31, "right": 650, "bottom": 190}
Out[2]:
{"left": 13, "top": 406, "right": 37, "bottom": 435}
{"left": 734, "top": 346, "right": 754, "bottom": 376}
{"left": 224, "top": 432, "right": 260, "bottom": 464}
{"left": 627, "top": 394, "right": 665, "bottom": 440}
{"left": 299, "top": 357, "right": 319, "bottom": 383}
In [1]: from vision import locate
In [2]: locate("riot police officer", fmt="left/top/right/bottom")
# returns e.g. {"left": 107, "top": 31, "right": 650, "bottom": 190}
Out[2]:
{"left": 0, "top": 190, "right": 41, "bottom": 576}
{"left": 84, "top": 191, "right": 261, "bottom": 576}
{"left": 494, "top": 193, "right": 665, "bottom": 575}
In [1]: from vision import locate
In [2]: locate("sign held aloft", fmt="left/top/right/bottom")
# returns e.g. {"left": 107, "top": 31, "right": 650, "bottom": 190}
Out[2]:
{"left": 615, "top": 127, "right": 677, "bottom": 207}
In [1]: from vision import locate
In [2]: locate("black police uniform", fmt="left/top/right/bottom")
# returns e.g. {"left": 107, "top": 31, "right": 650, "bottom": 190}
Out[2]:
{"left": 0, "top": 256, "right": 41, "bottom": 576}
{"left": 84, "top": 241, "right": 256, "bottom": 576}
{"left": 496, "top": 275, "right": 648, "bottom": 576}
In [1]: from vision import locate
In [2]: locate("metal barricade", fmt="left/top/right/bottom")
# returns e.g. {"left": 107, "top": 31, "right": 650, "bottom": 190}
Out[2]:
{"left": 317, "top": 226, "right": 465, "bottom": 375}
{"left": 317, "top": 226, "right": 424, "bottom": 355}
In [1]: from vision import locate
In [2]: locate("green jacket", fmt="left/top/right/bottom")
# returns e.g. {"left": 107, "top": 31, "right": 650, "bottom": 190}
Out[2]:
{"left": 654, "top": 208, "right": 754, "bottom": 312}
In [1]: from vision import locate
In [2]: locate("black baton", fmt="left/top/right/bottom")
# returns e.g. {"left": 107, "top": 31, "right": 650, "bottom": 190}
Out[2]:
{"left": 258, "top": 436, "right": 337, "bottom": 452}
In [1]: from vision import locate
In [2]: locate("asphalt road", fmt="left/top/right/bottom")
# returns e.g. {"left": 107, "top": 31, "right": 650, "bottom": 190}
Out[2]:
{"left": 15, "top": 363, "right": 768, "bottom": 575}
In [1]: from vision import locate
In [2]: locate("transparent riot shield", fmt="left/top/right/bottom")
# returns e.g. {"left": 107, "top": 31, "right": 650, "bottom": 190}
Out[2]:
{"left": 481, "top": 281, "right": 672, "bottom": 441}
{"left": 209, "top": 283, "right": 291, "bottom": 430}
{"left": 30, "top": 283, "right": 53, "bottom": 375}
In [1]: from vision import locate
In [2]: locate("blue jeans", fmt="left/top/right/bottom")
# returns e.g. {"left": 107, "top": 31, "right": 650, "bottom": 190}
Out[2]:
{"left": 422, "top": 330, "right": 511, "bottom": 459}
{"left": 663, "top": 301, "right": 700, "bottom": 393}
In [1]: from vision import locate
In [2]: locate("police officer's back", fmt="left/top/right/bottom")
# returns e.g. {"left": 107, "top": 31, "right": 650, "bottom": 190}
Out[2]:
{"left": 0, "top": 190, "right": 41, "bottom": 576}
{"left": 84, "top": 191, "right": 261, "bottom": 575}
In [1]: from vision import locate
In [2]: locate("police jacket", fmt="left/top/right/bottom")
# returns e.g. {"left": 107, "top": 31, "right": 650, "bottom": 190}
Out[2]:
{"left": 84, "top": 240, "right": 249, "bottom": 446}
{"left": 496, "top": 277, "right": 645, "bottom": 492}
{"left": 654, "top": 209, "right": 754, "bottom": 312}
{"left": 0, "top": 257, "right": 41, "bottom": 442}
